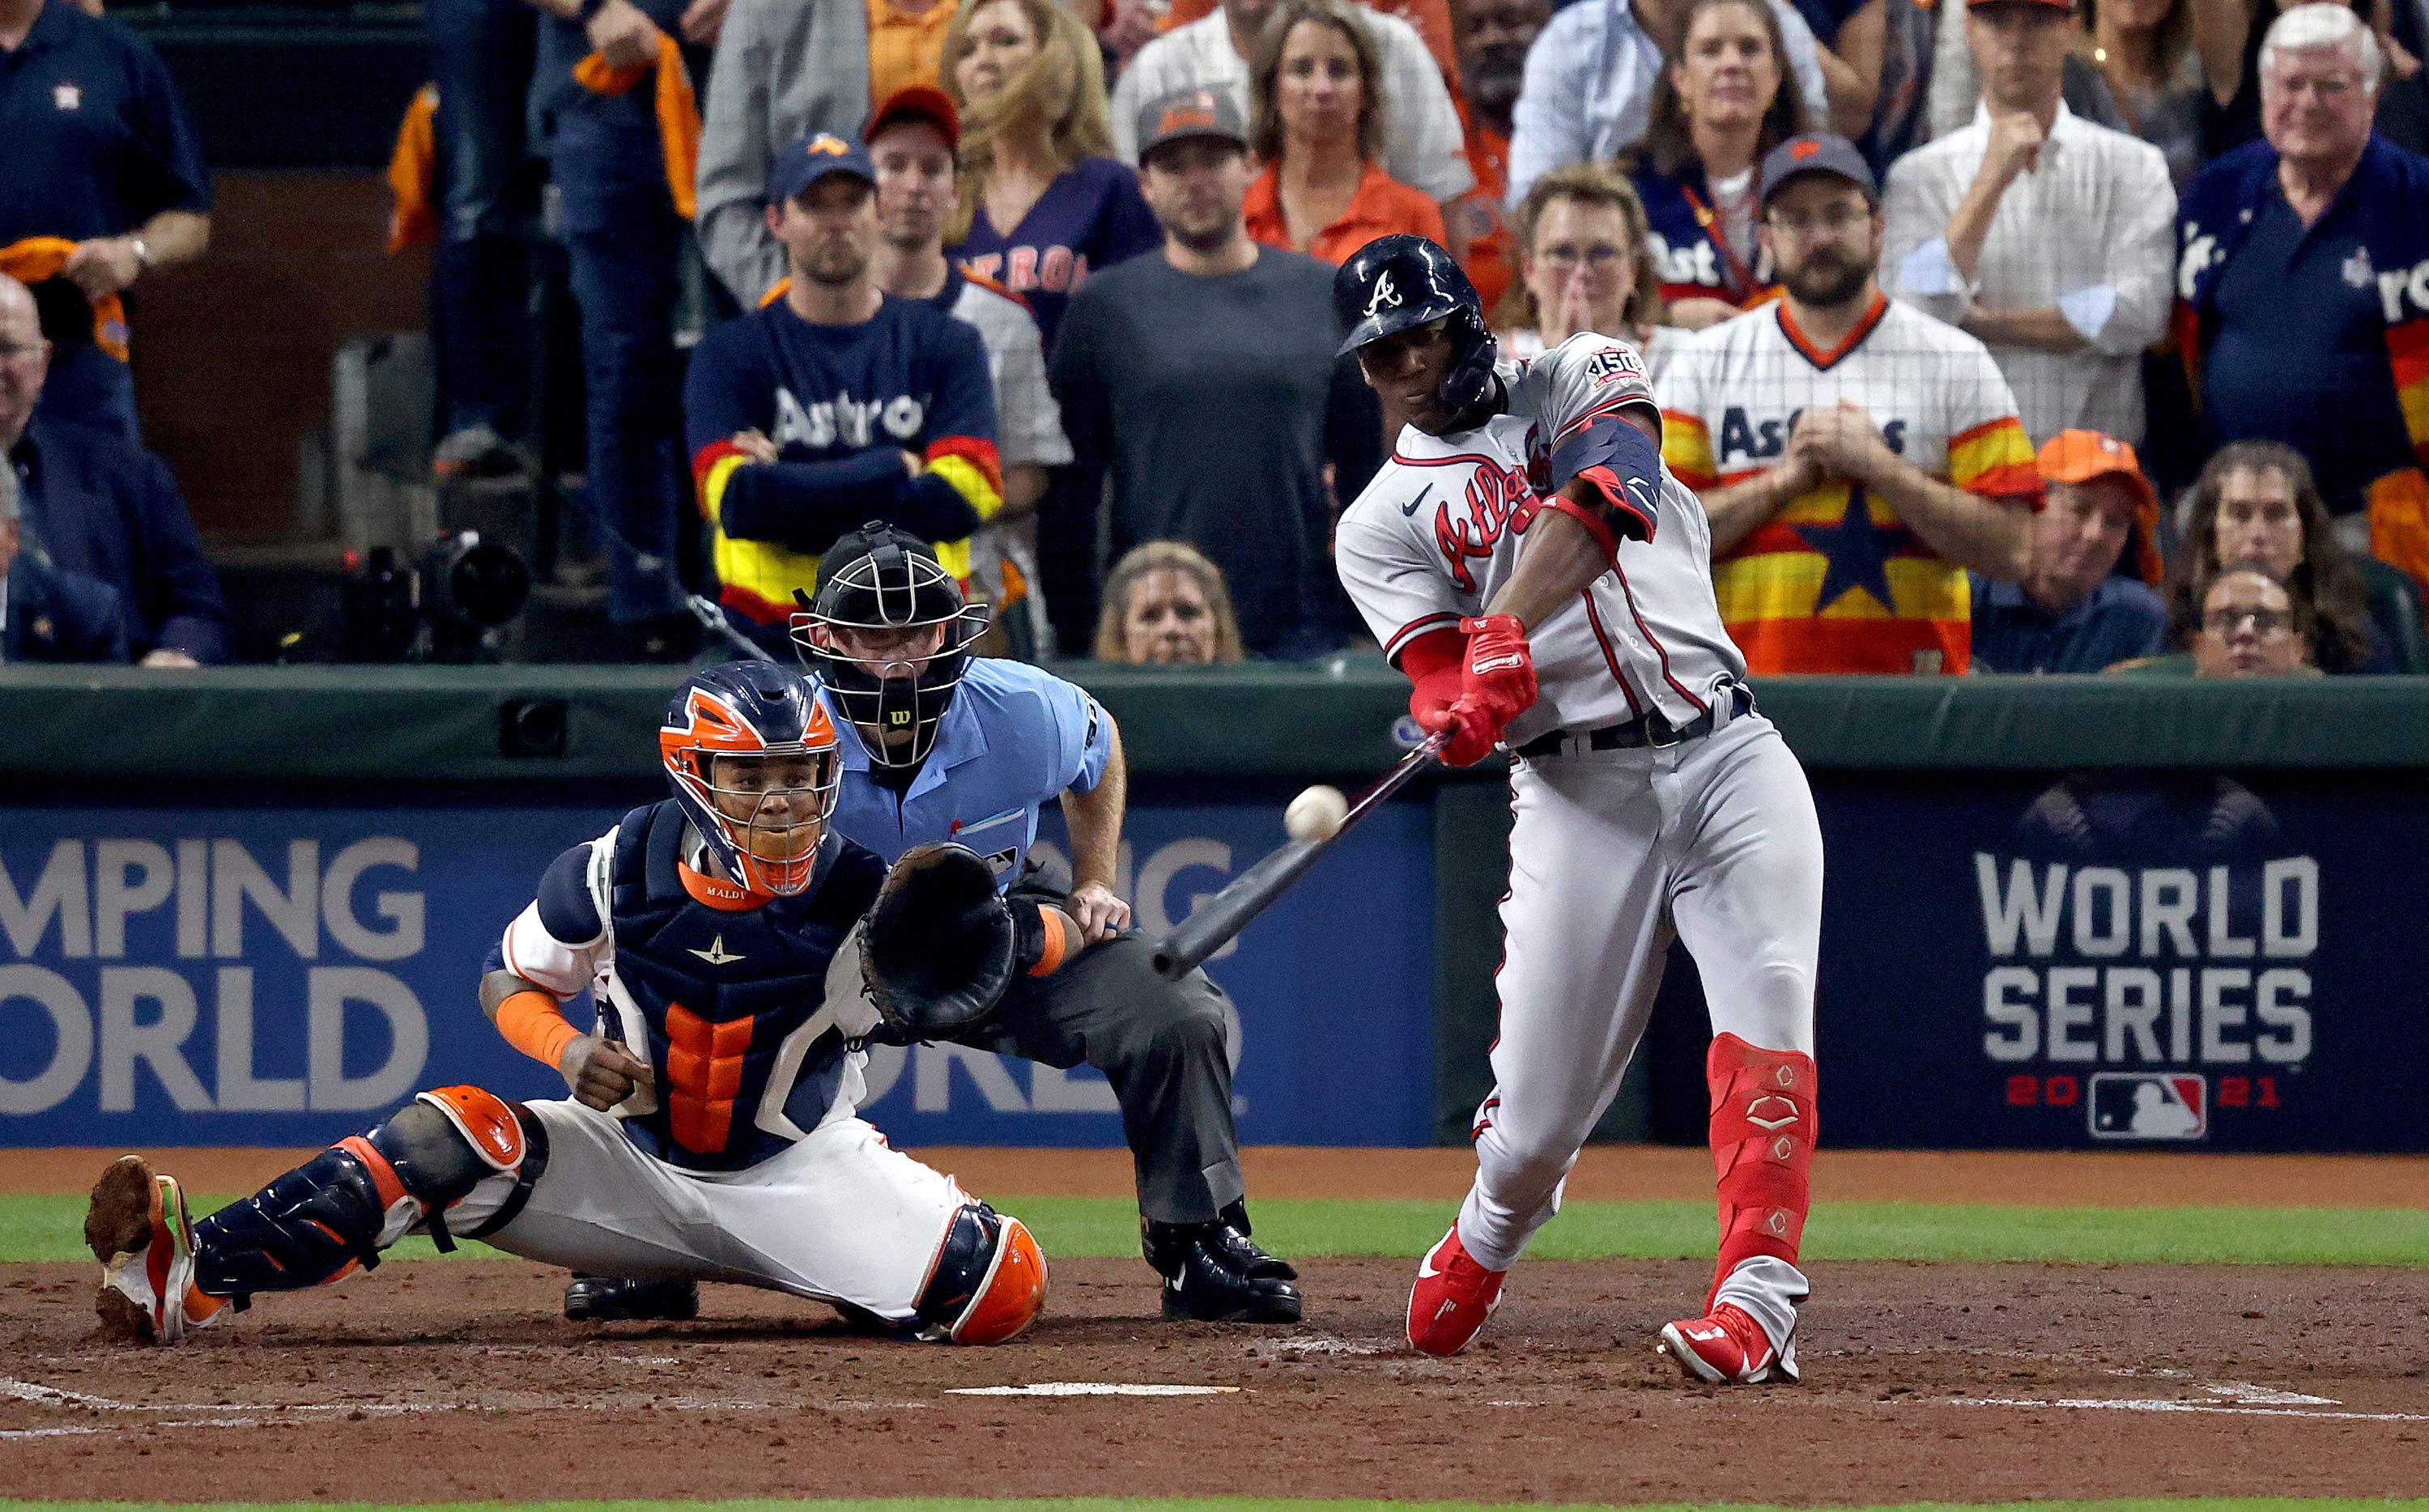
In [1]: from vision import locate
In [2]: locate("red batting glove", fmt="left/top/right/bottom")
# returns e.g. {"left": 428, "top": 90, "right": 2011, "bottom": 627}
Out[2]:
{"left": 1415, "top": 698, "right": 1501, "bottom": 767}
{"left": 1457, "top": 614, "right": 1538, "bottom": 731}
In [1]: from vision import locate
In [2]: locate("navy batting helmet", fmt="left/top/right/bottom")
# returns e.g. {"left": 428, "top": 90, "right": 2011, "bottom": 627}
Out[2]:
{"left": 1333, "top": 233, "right": 1498, "bottom": 414}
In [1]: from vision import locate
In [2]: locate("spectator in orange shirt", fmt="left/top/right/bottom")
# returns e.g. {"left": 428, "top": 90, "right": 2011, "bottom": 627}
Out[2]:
{"left": 1627, "top": 0, "right": 1806, "bottom": 329}
{"left": 1444, "top": 0, "right": 1551, "bottom": 313}
{"left": 1242, "top": 0, "right": 1447, "bottom": 264}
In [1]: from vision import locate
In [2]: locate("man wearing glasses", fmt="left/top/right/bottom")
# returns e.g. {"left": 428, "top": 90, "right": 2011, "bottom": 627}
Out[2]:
{"left": 1659, "top": 133, "right": 2040, "bottom": 674}
{"left": 2193, "top": 562, "right": 2314, "bottom": 679}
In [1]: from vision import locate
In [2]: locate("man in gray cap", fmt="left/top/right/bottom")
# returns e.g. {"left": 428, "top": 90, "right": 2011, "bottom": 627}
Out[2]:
{"left": 1657, "top": 132, "right": 2038, "bottom": 675}
{"left": 1047, "top": 88, "right": 1383, "bottom": 658}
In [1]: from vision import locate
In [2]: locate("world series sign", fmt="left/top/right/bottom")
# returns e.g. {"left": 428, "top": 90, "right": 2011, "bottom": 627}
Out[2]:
{"left": 1817, "top": 770, "right": 2429, "bottom": 1151}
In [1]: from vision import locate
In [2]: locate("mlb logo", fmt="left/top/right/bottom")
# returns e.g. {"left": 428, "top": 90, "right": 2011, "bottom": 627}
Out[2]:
{"left": 2089, "top": 1073, "right": 2207, "bottom": 1141}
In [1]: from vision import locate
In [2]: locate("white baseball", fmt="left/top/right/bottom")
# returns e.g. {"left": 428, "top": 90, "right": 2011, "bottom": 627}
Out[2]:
{"left": 1285, "top": 784, "right": 1350, "bottom": 842}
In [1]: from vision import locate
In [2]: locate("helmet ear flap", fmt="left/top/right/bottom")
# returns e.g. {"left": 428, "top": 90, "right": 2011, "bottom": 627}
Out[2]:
{"left": 1435, "top": 306, "right": 1499, "bottom": 413}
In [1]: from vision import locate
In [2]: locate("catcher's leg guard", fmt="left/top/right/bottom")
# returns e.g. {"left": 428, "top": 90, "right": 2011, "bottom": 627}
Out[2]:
{"left": 914, "top": 1202, "right": 1047, "bottom": 1345}
{"left": 1706, "top": 1032, "right": 1816, "bottom": 1302}
{"left": 191, "top": 1086, "right": 534, "bottom": 1306}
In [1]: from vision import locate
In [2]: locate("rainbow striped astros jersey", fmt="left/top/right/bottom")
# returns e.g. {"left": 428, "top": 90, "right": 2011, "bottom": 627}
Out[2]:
{"left": 1660, "top": 296, "right": 2037, "bottom": 674}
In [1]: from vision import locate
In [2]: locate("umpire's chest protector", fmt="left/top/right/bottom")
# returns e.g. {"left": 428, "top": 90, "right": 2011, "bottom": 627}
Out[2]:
{"left": 601, "top": 801, "right": 886, "bottom": 1171}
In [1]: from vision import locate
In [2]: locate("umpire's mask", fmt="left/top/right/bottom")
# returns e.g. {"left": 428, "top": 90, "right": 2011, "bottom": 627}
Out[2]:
{"left": 791, "top": 522, "right": 989, "bottom": 770}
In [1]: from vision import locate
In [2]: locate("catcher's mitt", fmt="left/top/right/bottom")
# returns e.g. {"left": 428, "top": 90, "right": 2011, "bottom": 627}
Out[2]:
{"left": 859, "top": 843, "right": 1018, "bottom": 1043}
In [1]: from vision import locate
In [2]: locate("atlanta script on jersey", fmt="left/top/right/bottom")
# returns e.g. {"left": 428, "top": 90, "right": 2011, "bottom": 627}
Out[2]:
{"left": 1659, "top": 295, "right": 2039, "bottom": 674}
{"left": 1336, "top": 332, "right": 1746, "bottom": 744}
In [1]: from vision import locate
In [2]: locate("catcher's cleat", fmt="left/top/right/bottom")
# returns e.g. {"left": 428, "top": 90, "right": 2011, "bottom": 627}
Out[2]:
{"left": 564, "top": 1273, "right": 701, "bottom": 1323}
{"left": 1659, "top": 1302, "right": 1799, "bottom": 1385}
{"left": 1405, "top": 1223, "right": 1504, "bottom": 1357}
{"left": 85, "top": 1155, "right": 217, "bottom": 1345}
{"left": 1146, "top": 1217, "right": 1301, "bottom": 1324}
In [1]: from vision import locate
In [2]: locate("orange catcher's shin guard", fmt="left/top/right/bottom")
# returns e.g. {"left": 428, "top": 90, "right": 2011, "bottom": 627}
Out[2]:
{"left": 1705, "top": 1032, "right": 1816, "bottom": 1306}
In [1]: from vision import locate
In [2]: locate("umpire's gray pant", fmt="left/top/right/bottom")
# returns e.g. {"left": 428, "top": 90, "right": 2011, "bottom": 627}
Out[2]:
{"left": 946, "top": 863, "right": 1244, "bottom": 1226}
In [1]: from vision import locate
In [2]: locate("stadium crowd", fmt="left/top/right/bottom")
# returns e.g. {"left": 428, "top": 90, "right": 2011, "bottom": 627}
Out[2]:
{"left": 2, "top": 0, "right": 2427, "bottom": 677}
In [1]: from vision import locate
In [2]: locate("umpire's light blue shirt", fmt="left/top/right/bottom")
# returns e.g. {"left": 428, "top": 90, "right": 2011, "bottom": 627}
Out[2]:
{"left": 823, "top": 657, "right": 1112, "bottom": 886}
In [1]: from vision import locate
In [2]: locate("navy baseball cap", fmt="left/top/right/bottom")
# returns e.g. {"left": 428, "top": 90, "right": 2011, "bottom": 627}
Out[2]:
{"left": 771, "top": 132, "right": 877, "bottom": 203}
{"left": 1759, "top": 134, "right": 1878, "bottom": 207}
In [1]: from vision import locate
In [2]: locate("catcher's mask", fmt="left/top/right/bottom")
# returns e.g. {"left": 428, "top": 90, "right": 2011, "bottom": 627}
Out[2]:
{"left": 791, "top": 522, "right": 989, "bottom": 769}
{"left": 659, "top": 662, "right": 842, "bottom": 898}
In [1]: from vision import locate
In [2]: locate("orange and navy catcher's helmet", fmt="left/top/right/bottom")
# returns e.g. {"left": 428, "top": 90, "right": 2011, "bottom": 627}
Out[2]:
{"left": 659, "top": 662, "right": 842, "bottom": 898}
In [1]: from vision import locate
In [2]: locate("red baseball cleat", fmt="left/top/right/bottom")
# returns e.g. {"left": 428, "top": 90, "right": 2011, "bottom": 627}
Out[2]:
{"left": 1658, "top": 1302, "right": 1795, "bottom": 1384}
{"left": 1406, "top": 1225, "right": 1506, "bottom": 1357}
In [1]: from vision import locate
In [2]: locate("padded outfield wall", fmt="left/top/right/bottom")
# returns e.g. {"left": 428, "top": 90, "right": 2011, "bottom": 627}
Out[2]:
{"left": 1, "top": 663, "right": 2424, "bottom": 1153}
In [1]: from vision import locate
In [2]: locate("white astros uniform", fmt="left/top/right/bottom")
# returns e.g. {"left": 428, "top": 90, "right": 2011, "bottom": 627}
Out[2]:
{"left": 1336, "top": 333, "right": 1825, "bottom": 1360}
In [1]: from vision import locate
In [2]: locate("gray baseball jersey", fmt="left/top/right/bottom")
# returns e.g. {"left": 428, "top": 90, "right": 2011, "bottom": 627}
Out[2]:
{"left": 1335, "top": 333, "right": 1747, "bottom": 742}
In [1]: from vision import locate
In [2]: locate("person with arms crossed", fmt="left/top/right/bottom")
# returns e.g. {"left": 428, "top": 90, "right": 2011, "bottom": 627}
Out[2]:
{"left": 569, "top": 525, "right": 1302, "bottom": 1326}
{"left": 1332, "top": 233, "right": 1823, "bottom": 1382}
{"left": 686, "top": 132, "right": 1002, "bottom": 656}
{"left": 1661, "top": 134, "right": 2040, "bottom": 674}
{"left": 84, "top": 662, "right": 1052, "bottom": 1348}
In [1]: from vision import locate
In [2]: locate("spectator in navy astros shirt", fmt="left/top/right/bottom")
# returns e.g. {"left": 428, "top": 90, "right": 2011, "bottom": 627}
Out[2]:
{"left": 942, "top": 0, "right": 1160, "bottom": 348}
{"left": 684, "top": 133, "right": 1001, "bottom": 657}
{"left": 0, "top": 0, "right": 211, "bottom": 440}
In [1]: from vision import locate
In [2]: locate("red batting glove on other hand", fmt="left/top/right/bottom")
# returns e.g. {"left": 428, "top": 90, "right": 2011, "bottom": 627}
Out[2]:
{"left": 1457, "top": 614, "right": 1537, "bottom": 731}
{"left": 1415, "top": 698, "right": 1501, "bottom": 767}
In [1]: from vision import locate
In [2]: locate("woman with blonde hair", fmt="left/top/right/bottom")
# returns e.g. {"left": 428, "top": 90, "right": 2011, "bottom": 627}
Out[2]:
{"left": 1242, "top": 0, "right": 1445, "bottom": 265}
{"left": 1093, "top": 541, "right": 1247, "bottom": 663}
{"left": 1497, "top": 164, "right": 1683, "bottom": 380}
{"left": 946, "top": 0, "right": 1161, "bottom": 345}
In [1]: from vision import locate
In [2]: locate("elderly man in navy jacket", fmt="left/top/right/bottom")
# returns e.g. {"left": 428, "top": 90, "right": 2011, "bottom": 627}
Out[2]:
{"left": 2, "top": 456, "right": 126, "bottom": 663}
{"left": 1, "top": 274, "right": 225, "bottom": 665}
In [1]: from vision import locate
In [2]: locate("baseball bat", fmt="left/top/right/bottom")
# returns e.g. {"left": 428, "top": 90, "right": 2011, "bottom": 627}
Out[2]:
{"left": 1150, "top": 729, "right": 1450, "bottom": 979}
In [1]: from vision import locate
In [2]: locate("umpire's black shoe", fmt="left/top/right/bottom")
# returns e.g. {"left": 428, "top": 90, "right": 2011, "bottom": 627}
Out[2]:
{"left": 1145, "top": 1213, "right": 1302, "bottom": 1324}
{"left": 564, "top": 1273, "right": 700, "bottom": 1323}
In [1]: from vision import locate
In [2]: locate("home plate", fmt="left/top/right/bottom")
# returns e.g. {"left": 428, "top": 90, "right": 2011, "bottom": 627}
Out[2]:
{"left": 947, "top": 1383, "right": 1242, "bottom": 1397}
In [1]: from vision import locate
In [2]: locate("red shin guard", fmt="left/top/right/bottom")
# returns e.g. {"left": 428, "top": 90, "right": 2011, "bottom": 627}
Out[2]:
{"left": 1705, "top": 1032, "right": 1817, "bottom": 1305}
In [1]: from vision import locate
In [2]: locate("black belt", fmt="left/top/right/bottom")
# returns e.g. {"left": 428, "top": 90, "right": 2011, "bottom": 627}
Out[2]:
{"left": 1513, "top": 682, "right": 1752, "bottom": 760}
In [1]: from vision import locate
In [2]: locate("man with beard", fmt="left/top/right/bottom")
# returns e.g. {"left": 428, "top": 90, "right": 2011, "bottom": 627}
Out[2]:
{"left": 1445, "top": 0, "right": 1551, "bottom": 312}
{"left": 685, "top": 133, "right": 1001, "bottom": 656}
{"left": 1660, "top": 133, "right": 2039, "bottom": 674}
{"left": 1050, "top": 88, "right": 1381, "bottom": 656}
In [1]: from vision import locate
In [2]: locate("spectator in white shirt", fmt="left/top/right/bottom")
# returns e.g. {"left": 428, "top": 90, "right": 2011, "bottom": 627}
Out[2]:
{"left": 1882, "top": 0, "right": 2176, "bottom": 444}
{"left": 1108, "top": 0, "right": 1475, "bottom": 202}
{"left": 1507, "top": 0, "right": 1832, "bottom": 207}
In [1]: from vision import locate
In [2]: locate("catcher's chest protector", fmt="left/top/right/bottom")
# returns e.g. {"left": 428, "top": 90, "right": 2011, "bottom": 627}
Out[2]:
{"left": 602, "top": 801, "right": 887, "bottom": 1170}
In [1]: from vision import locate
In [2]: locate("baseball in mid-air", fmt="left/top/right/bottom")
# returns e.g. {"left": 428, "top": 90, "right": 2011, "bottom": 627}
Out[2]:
{"left": 1285, "top": 784, "right": 1350, "bottom": 842}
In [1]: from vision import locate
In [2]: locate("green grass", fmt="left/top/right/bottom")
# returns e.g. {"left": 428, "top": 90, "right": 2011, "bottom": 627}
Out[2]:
{"left": 6, "top": 1501, "right": 2429, "bottom": 1512}
{"left": 7, "top": 1192, "right": 2427, "bottom": 1268}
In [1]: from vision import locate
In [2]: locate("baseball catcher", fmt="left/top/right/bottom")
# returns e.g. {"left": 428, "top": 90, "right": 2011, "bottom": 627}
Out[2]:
{"left": 83, "top": 662, "right": 1052, "bottom": 1346}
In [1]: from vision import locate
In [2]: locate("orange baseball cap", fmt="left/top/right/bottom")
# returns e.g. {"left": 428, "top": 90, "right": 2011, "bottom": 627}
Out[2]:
{"left": 2036, "top": 429, "right": 2155, "bottom": 510}
{"left": 866, "top": 84, "right": 960, "bottom": 152}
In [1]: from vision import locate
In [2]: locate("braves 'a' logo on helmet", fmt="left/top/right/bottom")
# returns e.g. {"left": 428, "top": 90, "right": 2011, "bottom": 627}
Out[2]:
{"left": 1364, "top": 271, "right": 1402, "bottom": 318}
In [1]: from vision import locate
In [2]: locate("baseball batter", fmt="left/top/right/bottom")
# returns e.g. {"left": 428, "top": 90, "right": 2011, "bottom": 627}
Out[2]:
{"left": 81, "top": 663, "right": 1050, "bottom": 1348}
{"left": 1332, "top": 234, "right": 1823, "bottom": 1382}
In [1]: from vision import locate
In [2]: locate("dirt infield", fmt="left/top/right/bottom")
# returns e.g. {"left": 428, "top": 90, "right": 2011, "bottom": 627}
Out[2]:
{"left": 6, "top": 1255, "right": 2427, "bottom": 1504}
{"left": 12, "top": 1145, "right": 2429, "bottom": 1208}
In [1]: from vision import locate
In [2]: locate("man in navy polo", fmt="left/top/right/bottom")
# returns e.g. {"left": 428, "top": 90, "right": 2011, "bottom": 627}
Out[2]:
{"left": 1, "top": 273, "right": 225, "bottom": 664}
{"left": 1970, "top": 429, "right": 2167, "bottom": 674}
{"left": 0, "top": 0, "right": 211, "bottom": 440}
